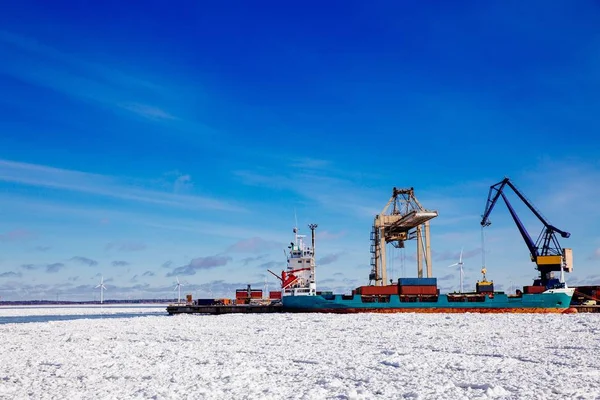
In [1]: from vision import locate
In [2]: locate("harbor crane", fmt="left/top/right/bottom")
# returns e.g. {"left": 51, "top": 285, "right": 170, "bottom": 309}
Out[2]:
{"left": 480, "top": 177, "right": 572, "bottom": 288}
{"left": 369, "top": 187, "right": 438, "bottom": 286}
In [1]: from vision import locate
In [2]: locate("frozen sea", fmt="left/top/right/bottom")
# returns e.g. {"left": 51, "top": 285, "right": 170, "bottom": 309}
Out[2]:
{"left": 0, "top": 306, "right": 599, "bottom": 400}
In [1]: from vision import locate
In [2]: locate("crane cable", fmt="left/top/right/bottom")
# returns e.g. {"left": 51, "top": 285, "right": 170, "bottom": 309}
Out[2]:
{"left": 481, "top": 225, "right": 486, "bottom": 271}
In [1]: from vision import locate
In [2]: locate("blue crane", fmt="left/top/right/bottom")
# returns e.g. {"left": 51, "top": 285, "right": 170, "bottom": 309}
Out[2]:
{"left": 480, "top": 177, "right": 571, "bottom": 288}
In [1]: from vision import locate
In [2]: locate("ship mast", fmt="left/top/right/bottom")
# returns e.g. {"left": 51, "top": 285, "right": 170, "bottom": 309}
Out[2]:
{"left": 309, "top": 223, "right": 318, "bottom": 293}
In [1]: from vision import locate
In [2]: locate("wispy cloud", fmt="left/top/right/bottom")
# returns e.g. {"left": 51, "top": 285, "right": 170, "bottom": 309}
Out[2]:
{"left": 46, "top": 263, "right": 65, "bottom": 273}
{"left": 240, "top": 255, "right": 268, "bottom": 266}
{"left": 161, "top": 261, "right": 173, "bottom": 269}
{"left": 173, "top": 174, "right": 193, "bottom": 194}
{"left": 234, "top": 166, "right": 379, "bottom": 218}
{"left": 111, "top": 261, "right": 130, "bottom": 267}
{"left": 0, "top": 31, "right": 174, "bottom": 121}
{"left": 438, "top": 274, "right": 455, "bottom": 281}
{"left": 142, "top": 271, "right": 155, "bottom": 277}
{"left": 34, "top": 245, "right": 51, "bottom": 252}
{"left": 588, "top": 248, "right": 600, "bottom": 261}
{"left": 319, "top": 252, "right": 344, "bottom": 266}
{"left": 0, "top": 271, "right": 22, "bottom": 278}
{"left": 0, "top": 31, "right": 220, "bottom": 140}
{"left": 0, "top": 229, "right": 36, "bottom": 242}
{"left": 0, "top": 159, "right": 245, "bottom": 212}
{"left": 167, "top": 255, "right": 232, "bottom": 277}
{"left": 70, "top": 256, "right": 98, "bottom": 267}
{"left": 117, "top": 103, "right": 177, "bottom": 121}
{"left": 256, "top": 261, "right": 281, "bottom": 271}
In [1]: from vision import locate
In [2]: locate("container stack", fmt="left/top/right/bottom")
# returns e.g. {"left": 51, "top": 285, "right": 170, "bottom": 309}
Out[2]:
{"left": 235, "top": 286, "right": 263, "bottom": 304}
{"left": 397, "top": 277, "right": 438, "bottom": 295}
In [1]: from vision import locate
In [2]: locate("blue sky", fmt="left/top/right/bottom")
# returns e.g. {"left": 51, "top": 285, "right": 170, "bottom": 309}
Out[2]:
{"left": 1, "top": 1, "right": 599, "bottom": 301}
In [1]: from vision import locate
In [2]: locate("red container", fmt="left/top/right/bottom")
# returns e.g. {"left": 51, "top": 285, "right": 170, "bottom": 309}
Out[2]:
{"left": 250, "top": 290, "right": 263, "bottom": 299}
{"left": 523, "top": 285, "right": 546, "bottom": 294}
{"left": 358, "top": 285, "right": 398, "bottom": 296}
{"left": 269, "top": 291, "right": 282, "bottom": 300}
{"left": 399, "top": 285, "right": 438, "bottom": 295}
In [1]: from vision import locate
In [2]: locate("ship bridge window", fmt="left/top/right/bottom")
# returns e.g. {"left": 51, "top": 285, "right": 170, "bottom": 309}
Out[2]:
{"left": 298, "top": 260, "right": 302, "bottom": 263}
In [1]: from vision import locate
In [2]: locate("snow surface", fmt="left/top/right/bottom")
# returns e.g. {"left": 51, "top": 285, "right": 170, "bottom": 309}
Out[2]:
{"left": 0, "top": 304, "right": 167, "bottom": 317}
{"left": 0, "top": 311, "right": 599, "bottom": 399}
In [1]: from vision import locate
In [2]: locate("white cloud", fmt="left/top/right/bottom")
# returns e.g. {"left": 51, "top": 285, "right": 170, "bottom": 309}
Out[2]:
{"left": 0, "top": 159, "right": 244, "bottom": 212}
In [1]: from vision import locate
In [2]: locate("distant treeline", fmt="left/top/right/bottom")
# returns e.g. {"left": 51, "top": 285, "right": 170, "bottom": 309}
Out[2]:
{"left": 0, "top": 299, "right": 174, "bottom": 306}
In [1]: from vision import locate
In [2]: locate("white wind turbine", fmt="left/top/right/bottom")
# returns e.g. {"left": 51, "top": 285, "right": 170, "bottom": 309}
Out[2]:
{"left": 174, "top": 276, "right": 184, "bottom": 303}
{"left": 95, "top": 276, "right": 107, "bottom": 304}
{"left": 448, "top": 247, "right": 465, "bottom": 293}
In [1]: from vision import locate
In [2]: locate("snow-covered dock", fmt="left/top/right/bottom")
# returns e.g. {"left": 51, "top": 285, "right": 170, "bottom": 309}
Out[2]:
{"left": 166, "top": 303, "right": 283, "bottom": 315}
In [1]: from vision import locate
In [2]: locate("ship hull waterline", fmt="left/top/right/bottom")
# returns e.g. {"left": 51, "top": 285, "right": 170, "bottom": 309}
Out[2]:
{"left": 282, "top": 292, "right": 577, "bottom": 314}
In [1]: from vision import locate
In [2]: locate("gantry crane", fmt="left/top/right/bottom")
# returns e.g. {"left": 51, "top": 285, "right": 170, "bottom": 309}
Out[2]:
{"left": 369, "top": 187, "right": 438, "bottom": 286}
{"left": 480, "top": 177, "right": 573, "bottom": 287}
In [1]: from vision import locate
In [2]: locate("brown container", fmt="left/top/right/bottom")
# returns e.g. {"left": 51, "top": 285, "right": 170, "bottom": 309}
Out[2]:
{"left": 359, "top": 285, "right": 398, "bottom": 296}
{"left": 523, "top": 285, "right": 546, "bottom": 294}
{"left": 399, "top": 285, "right": 438, "bottom": 295}
{"left": 186, "top": 294, "right": 192, "bottom": 304}
{"left": 250, "top": 290, "right": 263, "bottom": 299}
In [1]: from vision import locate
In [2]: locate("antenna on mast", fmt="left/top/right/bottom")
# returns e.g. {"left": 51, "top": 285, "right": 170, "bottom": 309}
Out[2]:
{"left": 308, "top": 223, "right": 318, "bottom": 260}
{"left": 293, "top": 208, "right": 299, "bottom": 244}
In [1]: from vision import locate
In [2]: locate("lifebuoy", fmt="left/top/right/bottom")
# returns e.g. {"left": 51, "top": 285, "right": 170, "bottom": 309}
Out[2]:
{"left": 488, "top": 293, "right": 494, "bottom": 299}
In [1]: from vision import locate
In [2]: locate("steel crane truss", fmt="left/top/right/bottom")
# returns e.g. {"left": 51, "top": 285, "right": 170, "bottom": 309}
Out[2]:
{"left": 370, "top": 187, "right": 438, "bottom": 286}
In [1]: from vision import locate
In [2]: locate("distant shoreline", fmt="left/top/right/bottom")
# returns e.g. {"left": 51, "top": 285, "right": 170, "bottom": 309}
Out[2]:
{"left": 0, "top": 299, "right": 173, "bottom": 306}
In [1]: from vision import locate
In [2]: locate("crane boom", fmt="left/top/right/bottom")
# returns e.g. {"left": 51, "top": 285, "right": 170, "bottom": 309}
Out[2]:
{"left": 480, "top": 177, "right": 572, "bottom": 287}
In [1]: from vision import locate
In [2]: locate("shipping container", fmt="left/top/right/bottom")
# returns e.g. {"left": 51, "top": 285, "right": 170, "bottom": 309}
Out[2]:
{"left": 398, "top": 277, "right": 437, "bottom": 286}
{"left": 476, "top": 282, "right": 494, "bottom": 293}
{"left": 523, "top": 285, "right": 546, "bottom": 294}
{"left": 358, "top": 285, "right": 398, "bottom": 296}
{"left": 399, "top": 285, "right": 438, "bottom": 295}
{"left": 236, "top": 289, "right": 263, "bottom": 299}
{"left": 269, "top": 291, "right": 282, "bottom": 300}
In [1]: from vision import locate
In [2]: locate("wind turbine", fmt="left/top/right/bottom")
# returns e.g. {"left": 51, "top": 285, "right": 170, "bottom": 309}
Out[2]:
{"left": 448, "top": 247, "right": 465, "bottom": 293}
{"left": 174, "top": 276, "right": 184, "bottom": 303}
{"left": 95, "top": 276, "right": 107, "bottom": 304}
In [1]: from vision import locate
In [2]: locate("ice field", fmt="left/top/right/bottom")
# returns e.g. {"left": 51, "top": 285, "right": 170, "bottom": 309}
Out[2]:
{"left": 0, "top": 307, "right": 599, "bottom": 399}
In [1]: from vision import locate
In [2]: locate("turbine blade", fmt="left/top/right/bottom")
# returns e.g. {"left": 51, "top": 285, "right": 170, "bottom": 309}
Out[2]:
{"left": 459, "top": 247, "right": 463, "bottom": 263}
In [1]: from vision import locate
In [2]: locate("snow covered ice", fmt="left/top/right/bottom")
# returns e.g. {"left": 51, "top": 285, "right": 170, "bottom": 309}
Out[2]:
{"left": 1, "top": 308, "right": 599, "bottom": 399}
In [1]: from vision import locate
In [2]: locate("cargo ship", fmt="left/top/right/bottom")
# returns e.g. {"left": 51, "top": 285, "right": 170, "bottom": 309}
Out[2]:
{"left": 277, "top": 185, "right": 577, "bottom": 313}
{"left": 276, "top": 224, "right": 575, "bottom": 314}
